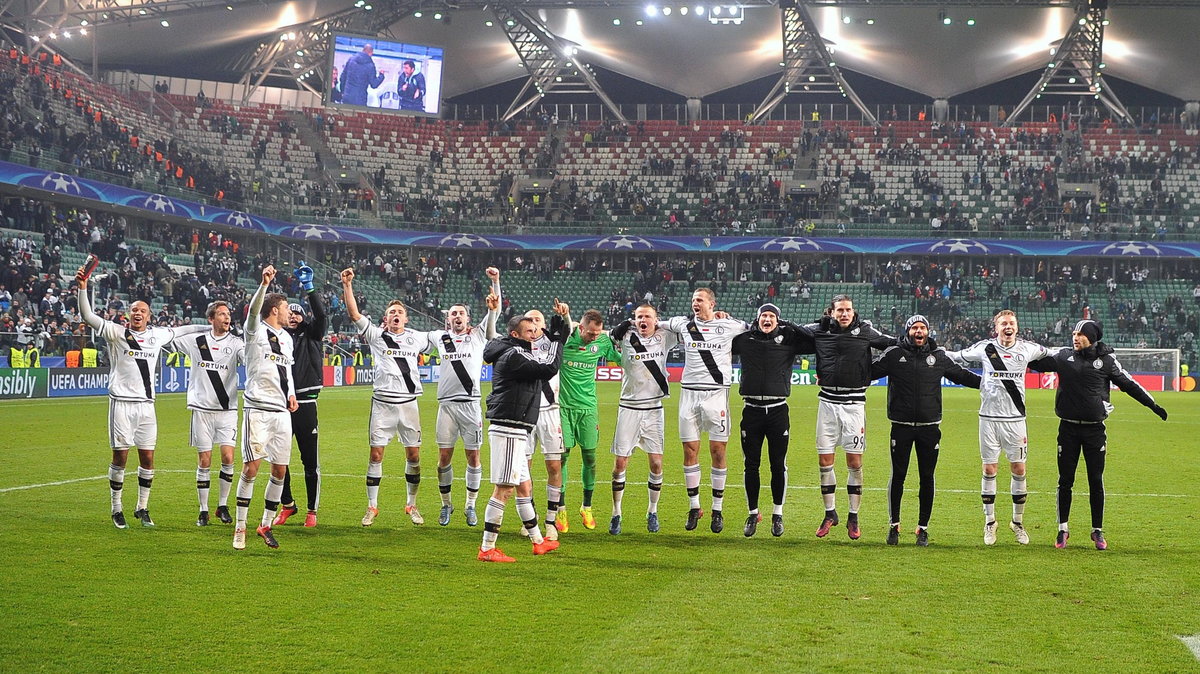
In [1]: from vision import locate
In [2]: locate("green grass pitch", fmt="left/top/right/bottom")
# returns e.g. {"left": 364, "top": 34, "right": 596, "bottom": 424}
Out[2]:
{"left": 1, "top": 385, "right": 1198, "bottom": 671}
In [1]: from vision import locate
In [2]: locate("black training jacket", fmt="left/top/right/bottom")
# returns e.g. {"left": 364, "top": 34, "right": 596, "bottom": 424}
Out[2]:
{"left": 483, "top": 316, "right": 566, "bottom": 429}
{"left": 803, "top": 315, "right": 893, "bottom": 389}
{"left": 1029, "top": 343, "right": 1157, "bottom": 423}
{"left": 871, "top": 336, "right": 981, "bottom": 424}
{"left": 285, "top": 288, "right": 327, "bottom": 400}
{"left": 733, "top": 322, "right": 814, "bottom": 399}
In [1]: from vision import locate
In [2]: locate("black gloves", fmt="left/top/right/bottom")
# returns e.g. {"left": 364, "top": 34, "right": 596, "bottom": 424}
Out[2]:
{"left": 1152, "top": 404, "right": 1168, "bottom": 421}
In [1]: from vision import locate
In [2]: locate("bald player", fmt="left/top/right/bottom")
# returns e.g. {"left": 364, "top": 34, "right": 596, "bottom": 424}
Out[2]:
{"left": 77, "top": 262, "right": 208, "bottom": 528}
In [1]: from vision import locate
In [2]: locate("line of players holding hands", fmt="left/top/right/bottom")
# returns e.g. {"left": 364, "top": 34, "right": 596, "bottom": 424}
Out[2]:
{"left": 74, "top": 260, "right": 1169, "bottom": 559}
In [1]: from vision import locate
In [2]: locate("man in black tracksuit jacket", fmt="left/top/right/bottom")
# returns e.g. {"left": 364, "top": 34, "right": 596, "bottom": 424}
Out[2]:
{"left": 275, "top": 263, "right": 327, "bottom": 526}
{"left": 732, "top": 303, "right": 814, "bottom": 538}
{"left": 870, "top": 315, "right": 980, "bottom": 546}
{"left": 476, "top": 314, "right": 567, "bottom": 562}
{"left": 1029, "top": 319, "right": 1167, "bottom": 551}
{"left": 803, "top": 294, "right": 894, "bottom": 540}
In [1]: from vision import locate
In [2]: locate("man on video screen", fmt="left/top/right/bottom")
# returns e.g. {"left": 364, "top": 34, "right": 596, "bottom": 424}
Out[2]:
{"left": 398, "top": 60, "right": 426, "bottom": 112}
{"left": 341, "top": 44, "right": 385, "bottom": 106}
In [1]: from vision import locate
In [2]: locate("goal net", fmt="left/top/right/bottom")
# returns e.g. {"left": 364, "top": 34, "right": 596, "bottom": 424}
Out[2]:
{"left": 1112, "top": 348, "right": 1180, "bottom": 392}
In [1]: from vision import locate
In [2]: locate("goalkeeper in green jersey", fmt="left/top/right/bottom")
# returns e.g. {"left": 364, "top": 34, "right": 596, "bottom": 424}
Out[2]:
{"left": 556, "top": 306, "right": 621, "bottom": 530}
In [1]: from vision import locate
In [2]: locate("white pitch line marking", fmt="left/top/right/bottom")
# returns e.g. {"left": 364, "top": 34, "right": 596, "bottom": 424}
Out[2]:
{"left": 1, "top": 471, "right": 1193, "bottom": 499}
{"left": 1177, "top": 634, "right": 1200, "bottom": 662}
{"left": 0, "top": 475, "right": 108, "bottom": 493}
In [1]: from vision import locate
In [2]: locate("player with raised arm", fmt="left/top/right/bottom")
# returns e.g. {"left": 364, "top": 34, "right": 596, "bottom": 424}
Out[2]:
{"left": 661, "top": 287, "right": 750, "bottom": 533}
{"left": 76, "top": 260, "right": 208, "bottom": 528}
{"left": 235, "top": 265, "right": 299, "bottom": 550}
{"left": 477, "top": 315, "right": 566, "bottom": 562}
{"left": 343, "top": 268, "right": 436, "bottom": 527}
{"left": 607, "top": 304, "right": 678, "bottom": 534}
{"left": 558, "top": 307, "right": 621, "bottom": 531}
{"left": 428, "top": 266, "right": 501, "bottom": 527}
{"left": 521, "top": 302, "right": 572, "bottom": 538}
{"left": 946, "top": 309, "right": 1056, "bottom": 546}
{"left": 804, "top": 295, "right": 894, "bottom": 541}
{"left": 171, "top": 300, "right": 245, "bottom": 527}
{"left": 274, "top": 261, "right": 329, "bottom": 528}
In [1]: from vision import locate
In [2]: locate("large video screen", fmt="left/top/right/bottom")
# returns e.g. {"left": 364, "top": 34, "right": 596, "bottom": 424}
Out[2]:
{"left": 326, "top": 34, "right": 444, "bottom": 116}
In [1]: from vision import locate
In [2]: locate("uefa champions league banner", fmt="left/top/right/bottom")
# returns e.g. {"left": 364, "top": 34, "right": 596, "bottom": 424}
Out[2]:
{"left": 4, "top": 159, "right": 1200, "bottom": 258}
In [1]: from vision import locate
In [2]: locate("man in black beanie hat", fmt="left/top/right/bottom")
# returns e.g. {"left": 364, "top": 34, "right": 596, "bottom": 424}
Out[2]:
{"left": 1030, "top": 319, "right": 1168, "bottom": 550}
{"left": 731, "top": 303, "right": 814, "bottom": 537}
{"left": 870, "top": 315, "right": 980, "bottom": 546}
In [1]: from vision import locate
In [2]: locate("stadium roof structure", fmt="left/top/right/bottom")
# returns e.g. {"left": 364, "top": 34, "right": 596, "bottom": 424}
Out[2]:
{"left": 4, "top": 0, "right": 1196, "bottom": 114}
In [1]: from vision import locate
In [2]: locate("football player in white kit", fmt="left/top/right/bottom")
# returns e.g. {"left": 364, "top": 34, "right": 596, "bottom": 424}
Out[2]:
{"left": 661, "top": 288, "right": 750, "bottom": 533}
{"left": 947, "top": 309, "right": 1055, "bottom": 546}
{"left": 520, "top": 301, "right": 572, "bottom": 540}
{"left": 235, "top": 266, "right": 299, "bottom": 550}
{"left": 608, "top": 303, "right": 678, "bottom": 534}
{"left": 171, "top": 300, "right": 245, "bottom": 527}
{"left": 429, "top": 266, "right": 501, "bottom": 527}
{"left": 342, "top": 268, "right": 436, "bottom": 527}
{"left": 76, "top": 263, "right": 208, "bottom": 529}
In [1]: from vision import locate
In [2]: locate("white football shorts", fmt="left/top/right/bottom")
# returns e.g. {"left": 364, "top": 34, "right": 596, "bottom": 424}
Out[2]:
{"left": 369, "top": 398, "right": 422, "bottom": 448}
{"left": 979, "top": 418, "right": 1028, "bottom": 464}
{"left": 678, "top": 388, "right": 731, "bottom": 443}
{"left": 435, "top": 399, "right": 484, "bottom": 450}
{"left": 241, "top": 408, "right": 292, "bottom": 465}
{"left": 489, "top": 424, "right": 532, "bottom": 487}
{"left": 109, "top": 399, "right": 157, "bottom": 450}
{"left": 190, "top": 409, "right": 238, "bottom": 450}
{"left": 815, "top": 399, "right": 866, "bottom": 455}
{"left": 611, "top": 405, "right": 665, "bottom": 457}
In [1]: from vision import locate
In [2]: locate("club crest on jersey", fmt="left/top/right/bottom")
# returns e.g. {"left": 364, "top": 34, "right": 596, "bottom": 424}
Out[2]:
{"left": 926, "top": 355, "right": 936, "bottom": 366}
{"left": 590, "top": 344, "right": 599, "bottom": 353}
{"left": 1093, "top": 359, "right": 1103, "bottom": 369}
{"left": 774, "top": 335, "right": 783, "bottom": 344}
{"left": 851, "top": 328, "right": 860, "bottom": 335}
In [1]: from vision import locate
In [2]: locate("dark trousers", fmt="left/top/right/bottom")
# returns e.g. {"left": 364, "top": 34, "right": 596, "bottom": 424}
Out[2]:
{"left": 281, "top": 401, "right": 320, "bottom": 511}
{"left": 741, "top": 403, "right": 790, "bottom": 511}
{"left": 1056, "top": 421, "right": 1107, "bottom": 530}
{"left": 887, "top": 423, "right": 941, "bottom": 528}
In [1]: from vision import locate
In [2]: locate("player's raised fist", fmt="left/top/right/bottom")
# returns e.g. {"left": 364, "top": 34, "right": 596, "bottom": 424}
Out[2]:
{"left": 485, "top": 267, "right": 500, "bottom": 281}
{"left": 553, "top": 298, "right": 569, "bottom": 316}
{"left": 485, "top": 292, "right": 499, "bottom": 311}
{"left": 341, "top": 268, "right": 355, "bottom": 284}
{"left": 261, "top": 265, "right": 276, "bottom": 285}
